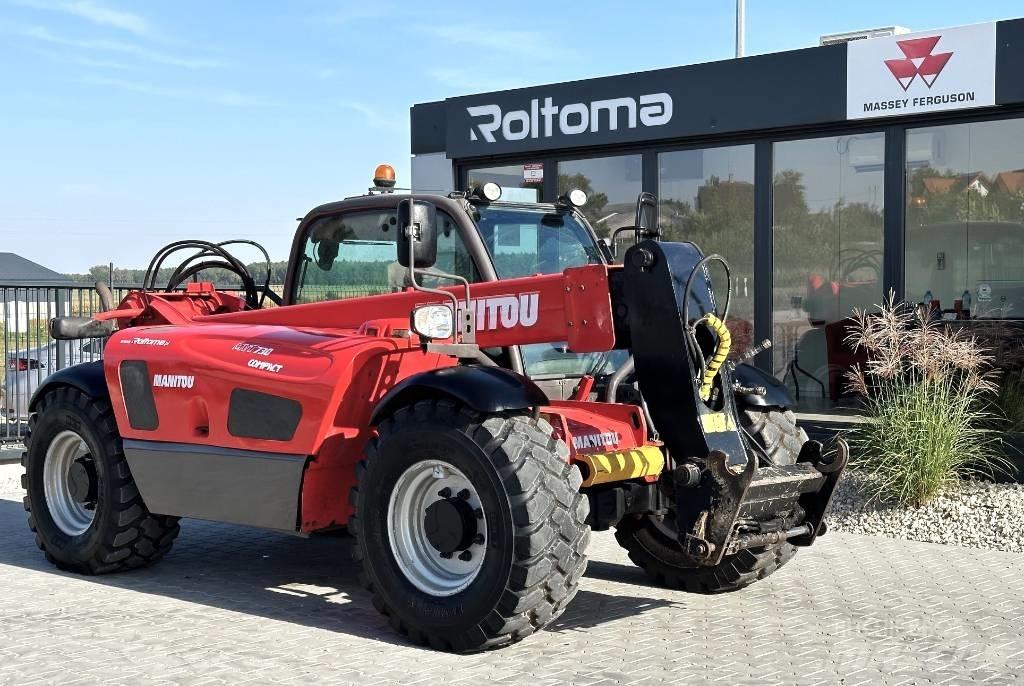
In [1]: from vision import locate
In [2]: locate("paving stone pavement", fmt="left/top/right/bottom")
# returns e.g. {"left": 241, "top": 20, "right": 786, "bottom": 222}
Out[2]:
{"left": 1, "top": 478, "right": 1023, "bottom": 685}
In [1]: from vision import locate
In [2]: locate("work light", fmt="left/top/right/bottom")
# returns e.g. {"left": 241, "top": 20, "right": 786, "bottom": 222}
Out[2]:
{"left": 411, "top": 304, "right": 454, "bottom": 340}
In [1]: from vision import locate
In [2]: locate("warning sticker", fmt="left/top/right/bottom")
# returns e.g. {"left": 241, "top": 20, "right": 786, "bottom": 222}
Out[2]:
{"left": 523, "top": 163, "right": 543, "bottom": 185}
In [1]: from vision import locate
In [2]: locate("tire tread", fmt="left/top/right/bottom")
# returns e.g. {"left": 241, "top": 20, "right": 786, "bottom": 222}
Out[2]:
{"left": 23, "top": 387, "right": 180, "bottom": 575}
{"left": 615, "top": 406, "right": 805, "bottom": 593}
{"left": 350, "top": 401, "right": 589, "bottom": 652}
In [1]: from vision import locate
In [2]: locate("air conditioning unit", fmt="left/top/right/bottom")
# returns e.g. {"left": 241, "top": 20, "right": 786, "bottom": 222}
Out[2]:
{"left": 906, "top": 130, "right": 944, "bottom": 168}
{"left": 819, "top": 26, "right": 910, "bottom": 46}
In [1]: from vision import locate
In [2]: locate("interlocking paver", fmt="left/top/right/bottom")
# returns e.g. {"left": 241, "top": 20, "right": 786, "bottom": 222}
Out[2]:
{"left": 1, "top": 487, "right": 1023, "bottom": 685}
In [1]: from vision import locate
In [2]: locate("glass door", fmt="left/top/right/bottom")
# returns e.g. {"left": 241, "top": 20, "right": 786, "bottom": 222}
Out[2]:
{"left": 772, "top": 133, "right": 885, "bottom": 410}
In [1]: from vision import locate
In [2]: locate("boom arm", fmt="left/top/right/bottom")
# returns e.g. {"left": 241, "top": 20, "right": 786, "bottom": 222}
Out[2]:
{"left": 194, "top": 265, "right": 618, "bottom": 353}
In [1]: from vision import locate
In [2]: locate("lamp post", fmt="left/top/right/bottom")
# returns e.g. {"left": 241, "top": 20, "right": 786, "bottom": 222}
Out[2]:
{"left": 736, "top": 0, "right": 746, "bottom": 58}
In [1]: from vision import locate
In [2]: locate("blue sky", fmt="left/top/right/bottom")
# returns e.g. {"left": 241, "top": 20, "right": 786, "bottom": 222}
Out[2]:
{"left": 1, "top": 0, "right": 1021, "bottom": 273}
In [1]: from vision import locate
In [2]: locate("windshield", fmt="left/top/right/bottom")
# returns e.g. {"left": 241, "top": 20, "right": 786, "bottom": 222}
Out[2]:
{"left": 473, "top": 205, "right": 603, "bottom": 279}
{"left": 472, "top": 204, "right": 619, "bottom": 378}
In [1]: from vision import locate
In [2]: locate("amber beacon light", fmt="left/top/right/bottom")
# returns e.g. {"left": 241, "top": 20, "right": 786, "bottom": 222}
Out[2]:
{"left": 373, "top": 163, "right": 396, "bottom": 189}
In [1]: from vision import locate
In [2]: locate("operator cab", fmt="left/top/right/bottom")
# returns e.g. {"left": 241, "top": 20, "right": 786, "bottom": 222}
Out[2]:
{"left": 284, "top": 165, "right": 632, "bottom": 393}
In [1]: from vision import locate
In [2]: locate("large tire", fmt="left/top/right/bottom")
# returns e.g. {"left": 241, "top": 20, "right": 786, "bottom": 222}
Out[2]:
{"left": 22, "top": 387, "right": 180, "bottom": 574}
{"left": 350, "top": 399, "right": 590, "bottom": 652}
{"left": 741, "top": 407, "right": 807, "bottom": 466}
{"left": 614, "top": 406, "right": 804, "bottom": 593}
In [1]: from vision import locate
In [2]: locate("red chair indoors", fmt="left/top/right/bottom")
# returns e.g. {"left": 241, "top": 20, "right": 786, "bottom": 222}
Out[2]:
{"left": 824, "top": 317, "right": 868, "bottom": 402}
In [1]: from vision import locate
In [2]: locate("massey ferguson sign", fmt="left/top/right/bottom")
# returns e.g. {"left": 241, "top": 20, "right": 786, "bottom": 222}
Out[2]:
{"left": 848, "top": 22, "right": 996, "bottom": 119}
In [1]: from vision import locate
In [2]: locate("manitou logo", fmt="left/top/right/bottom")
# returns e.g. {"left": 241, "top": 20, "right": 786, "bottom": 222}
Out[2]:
{"left": 467, "top": 93, "right": 673, "bottom": 143}
{"left": 469, "top": 293, "right": 539, "bottom": 330}
{"left": 152, "top": 374, "right": 194, "bottom": 389}
{"left": 572, "top": 432, "right": 621, "bottom": 451}
{"left": 885, "top": 36, "right": 953, "bottom": 91}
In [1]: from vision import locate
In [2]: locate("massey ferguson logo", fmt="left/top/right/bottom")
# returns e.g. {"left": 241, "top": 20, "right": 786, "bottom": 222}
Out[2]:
{"left": 467, "top": 93, "right": 673, "bottom": 143}
{"left": 152, "top": 374, "right": 194, "bottom": 389}
{"left": 885, "top": 36, "right": 953, "bottom": 90}
{"left": 848, "top": 23, "right": 994, "bottom": 120}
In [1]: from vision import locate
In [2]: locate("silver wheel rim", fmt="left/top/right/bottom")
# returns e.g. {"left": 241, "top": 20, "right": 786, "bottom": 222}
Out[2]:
{"left": 42, "top": 430, "right": 95, "bottom": 536}
{"left": 387, "top": 460, "right": 487, "bottom": 597}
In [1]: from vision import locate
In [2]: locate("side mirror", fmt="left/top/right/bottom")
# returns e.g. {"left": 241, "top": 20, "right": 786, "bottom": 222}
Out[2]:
{"left": 397, "top": 198, "right": 438, "bottom": 269}
{"left": 50, "top": 316, "right": 114, "bottom": 340}
{"left": 635, "top": 192, "right": 659, "bottom": 239}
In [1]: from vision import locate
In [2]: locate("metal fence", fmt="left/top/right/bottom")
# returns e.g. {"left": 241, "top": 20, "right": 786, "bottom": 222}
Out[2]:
{"left": 0, "top": 283, "right": 253, "bottom": 444}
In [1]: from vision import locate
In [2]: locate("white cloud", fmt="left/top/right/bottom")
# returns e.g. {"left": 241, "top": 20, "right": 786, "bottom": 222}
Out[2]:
{"left": 21, "top": 26, "right": 223, "bottom": 68}
{"left": 82, "top": 75, "right": 274, "bottom": 107}
{"left": 33, "top": 47, "right": 133, "bottom": 69}
{"left": 60, "top": 182, "right": 103, "bottom": 196}
{"left": 12, "top": 0, "right": 156, "bottom": 39}
{"left": 318, "top": 3, "right": 394, "bottom": 26}
{"left": 339, "top": 101, "right": 406, "bottom": 134}
{"left": 410, "top": 24, "right": 579, "bottom": 62}
{"left": 427, "top": 68, "right": 532, "bottom": 94}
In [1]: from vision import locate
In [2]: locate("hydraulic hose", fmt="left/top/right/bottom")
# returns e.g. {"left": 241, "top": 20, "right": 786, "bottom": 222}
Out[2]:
{"left": 604, "top": 355, "right": 635, "bottom": 404}
{"left": 697, "top": 313, "right": 732, "bottom": 401}
{"left": 679, "top": 253, "right": 732, "bottom": 403}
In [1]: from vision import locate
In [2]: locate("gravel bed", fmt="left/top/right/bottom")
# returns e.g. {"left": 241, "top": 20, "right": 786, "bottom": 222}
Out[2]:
{"left": 0, "top": 462, "right": 23, "bottom": 496}
{"left": 827, "top": 471, "right": 1024, "bottom": 553}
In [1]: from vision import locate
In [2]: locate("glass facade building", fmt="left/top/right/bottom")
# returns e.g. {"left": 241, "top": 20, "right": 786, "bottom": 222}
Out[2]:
{"left": 410, "top": 19, "right": 1024, "bottom": 413}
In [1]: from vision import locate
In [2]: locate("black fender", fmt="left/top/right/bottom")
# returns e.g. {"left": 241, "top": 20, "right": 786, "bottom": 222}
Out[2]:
{"left": 732, "top": 363, "right": 795, "bottom": 410}
{"left": 369, "top": 365, "right": 549, "bottom": 425}
{"left": 29, "top": 360, "right": 109, "bottom": 411}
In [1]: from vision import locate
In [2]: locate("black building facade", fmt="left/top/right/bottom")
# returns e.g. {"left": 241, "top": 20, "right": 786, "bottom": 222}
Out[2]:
{"left": 411, "top": 19, "right": 1024, "bottom": 411}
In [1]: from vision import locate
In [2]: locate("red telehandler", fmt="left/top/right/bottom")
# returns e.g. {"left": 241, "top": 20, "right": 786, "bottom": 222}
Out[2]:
{"left": 23, "top": 167, "right": 846, "bottom": 652}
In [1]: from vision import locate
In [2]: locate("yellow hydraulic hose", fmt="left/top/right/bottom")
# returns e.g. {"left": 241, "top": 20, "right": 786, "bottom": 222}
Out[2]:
{"left": 698, "top": 313, "right": 731, "bottom": 401}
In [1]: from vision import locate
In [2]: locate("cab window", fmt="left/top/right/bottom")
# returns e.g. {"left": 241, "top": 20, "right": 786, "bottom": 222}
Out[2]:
{"left": 474, "top": 206, "right": 600, "bottom": 279}
{"left": 294, "top": 208, "right": 479, "bottom": 303}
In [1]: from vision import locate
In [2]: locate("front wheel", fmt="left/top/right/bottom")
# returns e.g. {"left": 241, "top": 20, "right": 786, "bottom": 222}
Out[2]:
{"left": 350, "top": 400, "right": 590, "bottom": 652}
{"left": 22, "top": 387, "right": 180, "bottom": 574}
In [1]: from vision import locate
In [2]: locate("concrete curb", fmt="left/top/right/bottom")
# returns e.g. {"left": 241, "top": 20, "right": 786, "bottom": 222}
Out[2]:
{"left": 0, "top": 447, "right": 23, "bottom": 465}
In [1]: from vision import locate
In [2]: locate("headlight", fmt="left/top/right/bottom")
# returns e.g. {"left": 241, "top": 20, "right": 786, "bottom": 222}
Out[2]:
{"left": 411, "top": 304, "right": 454, "bottom": 340}
{"left": 567, "top": 189, "right": 588, "bottom": 207}
{"left": 479, "top": 182, "right": 502, "bottom": 202}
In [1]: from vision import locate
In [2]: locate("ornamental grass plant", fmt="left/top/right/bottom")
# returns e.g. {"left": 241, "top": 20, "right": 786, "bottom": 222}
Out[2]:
{"left": 844, "top": 295, "right": 1009, "bottom": 507}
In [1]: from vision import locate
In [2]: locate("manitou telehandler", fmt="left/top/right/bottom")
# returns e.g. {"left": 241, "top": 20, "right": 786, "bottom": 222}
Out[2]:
{"left": 23, "top": 166, "right": 846, "bottom": 652}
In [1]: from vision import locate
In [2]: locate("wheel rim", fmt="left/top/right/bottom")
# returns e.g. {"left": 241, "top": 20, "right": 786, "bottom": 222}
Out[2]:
{"left": 42, "top": 430, "right": 96, "bottom": 536}
{"left": 387, "top": 460, "right": 488, "bottom": 597}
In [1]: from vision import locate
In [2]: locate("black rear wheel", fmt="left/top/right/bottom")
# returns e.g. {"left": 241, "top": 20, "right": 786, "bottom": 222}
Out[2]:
{"left": 615, "top": 406, "right": 804, "bottom": 593}
{"left": 350, "top": 399, "right": 590, "bottom": 652}
{"left": 741, "top": 407, "right": 807, "bottom": 467}
{"left": 22, "top": 387, "right": 180, "bottom": 574}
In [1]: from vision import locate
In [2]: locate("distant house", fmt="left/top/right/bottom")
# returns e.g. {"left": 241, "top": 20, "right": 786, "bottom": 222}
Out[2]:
{"left": 994, "top": 169, "right": 1024, "bottom": 194}
{"left": 921, "top": 172, "right": 992, "bottom": 197}
{"left": 0, "top": 253, "right": 74, "bottom": 330}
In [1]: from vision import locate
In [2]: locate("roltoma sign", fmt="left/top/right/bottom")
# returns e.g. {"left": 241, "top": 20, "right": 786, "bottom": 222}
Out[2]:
{"left": 847, "top": 22, "right": 996, "bottom": 120}
{"left": 440, "top": 49, "right": 850, "bottom": 158}
{"left": 466, "top": 93, "right": 674, "bottom": 143}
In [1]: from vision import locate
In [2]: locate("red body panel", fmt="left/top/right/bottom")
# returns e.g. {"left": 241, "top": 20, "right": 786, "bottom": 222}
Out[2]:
{"left": 545, "top": 401, "right": 649, "bottom": 458}
{"left": 101, "top": 264, "right": 646, "bottom": 532}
